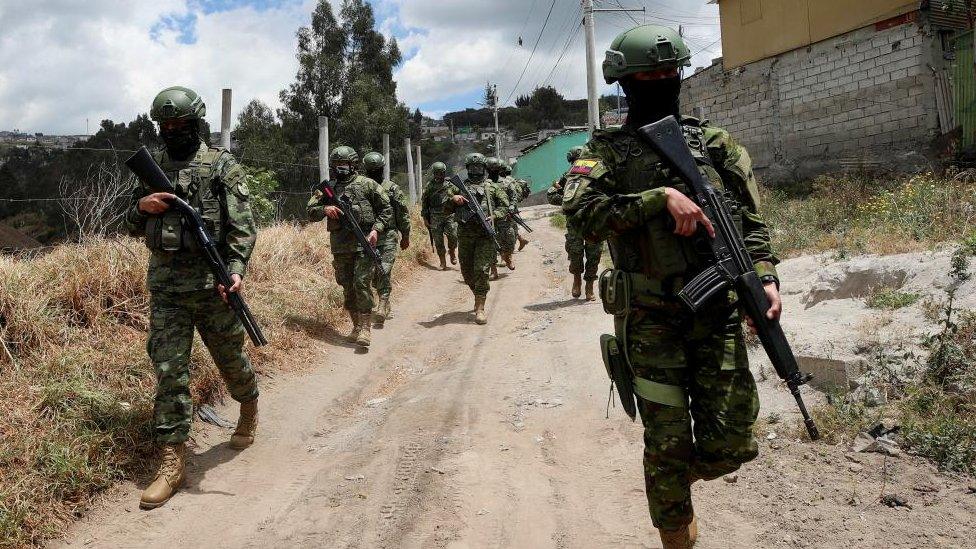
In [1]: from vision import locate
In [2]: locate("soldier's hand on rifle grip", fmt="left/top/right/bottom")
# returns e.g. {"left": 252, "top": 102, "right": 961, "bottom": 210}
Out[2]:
{"left": 664, "top": 187, "right": 715, "bottom": 238}
{"left": 367, "top": 229, "right": 379, "bottom": 247}
{"left": 138, "top": 192, "right": 177, "bottom": 215}
{"left": 217, "top": 274, "right": 243, "bottom": 304}
{"left": 323, "top": 205, "right": 342, "bottom": 219}
{"left": 452, "top": 195, "right": 467, "bottom": 205}
{"left": 744, "top": 282, "right": 783, "bottom": 333}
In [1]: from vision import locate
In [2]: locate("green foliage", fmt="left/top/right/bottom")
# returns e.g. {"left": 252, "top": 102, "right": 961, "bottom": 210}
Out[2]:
{"left": 865, "top": 288, "right": 920, "bottom": 310}
{"left": 807, "top": 391, "right": 881, "bottom": 444}
{"left": 550, "top": 212, "right": 567, "bottom": 229}
{"left": 244, "top": 167, "right": 280, "bottom": 226}
{"left": 899, "top": 384, "right": 976, "bottom": 474}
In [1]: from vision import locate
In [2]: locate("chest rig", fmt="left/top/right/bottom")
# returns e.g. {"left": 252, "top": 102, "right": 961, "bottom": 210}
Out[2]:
{"left": 145, "top": 148, "right": 226, "bottom": 253}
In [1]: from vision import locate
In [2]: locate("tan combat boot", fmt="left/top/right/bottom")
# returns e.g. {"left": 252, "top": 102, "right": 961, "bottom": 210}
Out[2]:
{"left": 383, "top": 297, "right": 394, "bottom": 320}
{"left": 474, "top": 295, "right": 488, "bottom": 325}
{"left": 490, "top": 265, "right": 499, "bottom": 280}
{"left": 346, "top": 310, "right": 361, "bottom": 342}
{"left": 449, "top": 247, "right": 457, "bottom": 265}
{"left": 503, "top": 253, "right": 515, "bottom": 271}
{"left": 658, "top": 515, "right": 697, "bottom": 549}
{"left": 517, "top": 234, "right": 529, "bottom": 251}
{"left": 585, "top": 279, "right": 595, "bottom": 301}
{"left": 571, "top": 274, "right": 582, "bottom": 298}
{"left": 355, "top": 313, "right": 372, "bottom": 347}
{"left": 375, "top": 296, "right": 390, "bottom": 326}
{"left": 140, "top": 443, "right": 186, "bottom": 510}
{"left": 438, "top": 252, "right": 448, "bottom": 270}
{"left": 230, "top": 398, "right": 258, "bottom": 450}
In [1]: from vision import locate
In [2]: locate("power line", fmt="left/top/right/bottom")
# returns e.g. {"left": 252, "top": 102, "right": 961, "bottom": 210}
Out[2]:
{"left": 501, "top": 0, "right": 558, "bottom": 106}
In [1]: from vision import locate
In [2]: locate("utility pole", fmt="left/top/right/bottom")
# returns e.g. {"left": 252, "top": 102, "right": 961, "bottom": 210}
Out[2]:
{"left": 492, "top": 84, "right": 501, "bottom": 159}
{"left": 382, "top": 133, "right": 390, "bottom": 182}
{"left": 582, "top": 0, "right": 645, "bottom": 135}
{"left": 415, "top": 145, "right": 423, "bottom": 195}
{"left": 405, "top": 137, "right": 416, "bottom": 205}
{"left": 318, "top": 116, "right": 329, "bottom": 182}
{"left": 220, "top": 88, "right": 232, "bottom": 150}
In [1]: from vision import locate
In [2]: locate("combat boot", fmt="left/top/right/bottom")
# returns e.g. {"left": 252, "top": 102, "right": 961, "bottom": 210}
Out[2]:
{"left": 658, "top": 515, "right": 697, "bottom": 549}
{"left": 474, "top": 295, "right": 488, "bottom": 325}
{"left": 140, "top": 443, "right": 185, "bottom": 510}
{"left": 585, "top": 279, "right": 595, "bottom": 301}
{"left": 503, "top": 253, "right": 515, "bottom": 271}
{"left": 572, "top": 274, "right": 582, "bottom": 298}
{"left": 355, "top": 313, "right": 372, "bottom": 347}
{"left": 490, "top": 265, "right": 499, "bottom": 280}
{"left": 449, "top": 248, "right": 457, "bottom": 265}
{"left": 383, "top": 298, "right": 394, "bottom": 320}
{"left": 230, "top": 398, "right": 258, "bottom": 450}
{"left": 346, "top": 310, "right": 361, "bottom": 342}
{"left": 438, "top": 252, "right": 448, "bottom": 270}
{"left": 517, "top": 234, "right": 529, "bottom": 251}
{"left": 375, "top": 296, "right": 390, "bottom": 325}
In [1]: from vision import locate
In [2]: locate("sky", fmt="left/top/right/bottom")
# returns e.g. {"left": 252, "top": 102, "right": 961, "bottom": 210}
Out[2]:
{"left": 0, "top": 0, "right": 721, "bottom": 135}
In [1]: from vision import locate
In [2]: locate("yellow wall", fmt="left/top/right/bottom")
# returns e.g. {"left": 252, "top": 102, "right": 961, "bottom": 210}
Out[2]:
{"left": 718, "top": 0, "right": 918, "bottom": 68}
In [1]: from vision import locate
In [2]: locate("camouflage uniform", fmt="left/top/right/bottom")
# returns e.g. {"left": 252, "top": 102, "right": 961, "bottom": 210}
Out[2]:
{"left": 500, "top": 175, "right": 531, "bottom": 251}
{"left": 548, "top": 177, "right": 604, "bottom": 281}
{"left": 563, "top": 117, "right": 778, "bottom": 530}
{"left": 373, "top": 178, "right": 410, "bottom": 299}
{"left": 307, "top": 174, "right": 392, "bottom": 314}
{"left": 447, "top": 178, "right": 510, "bottom": 296}
{"left": 125, "top": 140, "right": 259, "bottom": 444}
{"left": 421, "top": 177, "right": 458, "bottom": 255}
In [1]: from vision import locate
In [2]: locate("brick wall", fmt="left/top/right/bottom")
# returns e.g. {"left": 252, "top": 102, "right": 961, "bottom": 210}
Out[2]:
{"left": 681, "top": 19, "right": 941, "bottom": 183}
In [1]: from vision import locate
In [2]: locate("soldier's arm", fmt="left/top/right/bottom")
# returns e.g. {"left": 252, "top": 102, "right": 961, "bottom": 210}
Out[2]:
{"left": 371, "top": 182, "right": 393, "bottom": 235}
{"left": 307, "top": 189, "right": 327, "bottom": 222}
{"left": 562, "top": 145, "right": 666, "bottom": 243}
{"left": 394, "top": 185, "right": 411, "bottom": 238}
{"left": 491, "top": 184, "right": 511, "bottom": 221}
{"left": 546, "top": 177, "right": 565, "bottom": 206}
{"left": 420, "top": 185, "right": 431, "bottom": 219}
{"left": 444, "top": 183, "right": 461, "bottom": 212}
{"left": 704, "top": 126, "right": 779, "bottom": 279}
{"left": 217, "top": 155, "right": 258, "bottom": 278}
{"left": 124, "top": 179, "right": 151, "bottom": 237}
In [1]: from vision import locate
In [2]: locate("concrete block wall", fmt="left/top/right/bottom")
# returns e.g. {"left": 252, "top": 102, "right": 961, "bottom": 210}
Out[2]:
{"left": 681, "top": 20, "right": 941, "bottom": 183}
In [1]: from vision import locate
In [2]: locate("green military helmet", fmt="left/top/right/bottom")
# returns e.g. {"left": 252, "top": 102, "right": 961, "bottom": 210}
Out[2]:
{"left": 485, "top": 156, "right": 503, "bottom": 174}
{"left": 330, "top": 145, "right": 359, "bottom": 164}
{"left": 602, "top": 25, "right": 691, "bottom": 84}
{"left": 150, "top": 86, "right": 206, "bottom": 122}
{"left": 362, "top": 151, "right": 385, "bottom": 173}
{"left": 567, "top": 146, "right": 585, "bottom": 164}
{"left": 465, "top": 152, "right": 486, "bottom": 167}
{"left": 430, "top": 162, "right": 447, "bottom": 176}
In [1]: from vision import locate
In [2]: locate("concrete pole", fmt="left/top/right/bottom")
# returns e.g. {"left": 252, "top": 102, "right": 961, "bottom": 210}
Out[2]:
{"left": 318, "top": 116, "right": 329, "bottom": 182}
{"left": 415, "top": 145, "right": 423, "bottom": 195}
{"left": 405, "top": 137, "right": 416, "bottom": 205}
{"left": 220, "top": 88, "right": 232, "bottom": 150}
{"left": 583, "top": 0, "right": 600, "bottom": 135}
{"left": 382, "top": 133, "right": 391, "bottom": 182}
{"left": 492, "top": 84, "right": 501, "bottom": 157}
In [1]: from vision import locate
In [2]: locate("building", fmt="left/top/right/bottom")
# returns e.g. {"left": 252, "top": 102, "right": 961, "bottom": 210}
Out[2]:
{"left": 682, "top": 0, "right": 972, "bottom": 183}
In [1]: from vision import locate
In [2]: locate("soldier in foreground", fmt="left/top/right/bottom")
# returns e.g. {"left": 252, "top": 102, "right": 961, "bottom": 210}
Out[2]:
{"left": 547, "top": 146, "right": 603, "bottom": 300}
{"left": 126, "top": 86, "right": 260, "bottom": 509}
{"left": 362, "top": 152, "right": 410, "bottom": 325}
{"left": 486, "top": 156, "right": 515, "bottom": 273}
{"left": 307, "top": 146, "right": 392, "bottom": 348}
{"left": 448, "top": 153, "right": 510, "bottom": 324}
{"left": 500, "top": 160, "right": 531, "bottom": 251}
{"left": 562, "top": 25, "right": 782, "bottom": 548}
{"left": 420, "top": 162, "right": 458, "bottom": 270}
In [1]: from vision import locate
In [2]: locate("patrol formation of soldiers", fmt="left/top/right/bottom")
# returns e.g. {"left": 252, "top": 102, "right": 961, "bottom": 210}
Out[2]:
{"left": 130, "top": 22, "right": 785, "bottom": 549}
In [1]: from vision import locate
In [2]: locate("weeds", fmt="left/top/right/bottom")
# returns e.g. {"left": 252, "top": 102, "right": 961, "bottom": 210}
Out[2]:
{"left": 865, "top": 288, "right": 920, "bottom": 310}
{"left": 549, "top": 212, "right": 567, "bottom": 229}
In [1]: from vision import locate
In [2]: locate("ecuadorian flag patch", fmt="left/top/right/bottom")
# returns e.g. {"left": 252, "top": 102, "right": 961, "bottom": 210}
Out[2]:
{"left": 569, "top": 160, "right": 598, "bottom": 175}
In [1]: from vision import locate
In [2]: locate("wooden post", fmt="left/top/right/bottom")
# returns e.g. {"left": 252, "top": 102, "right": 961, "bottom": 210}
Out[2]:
{"left": 415, "top": 145, "right": 423, "bottom": 196}
{"left": 220, "top": 88, "right": 232, "bottom": 150}
{"left": 405, "top": 138, "right": 416, "bottom": 204}
{"left": 318, "top": 116, "right": 329, "bottom": 182}
{"left": 382, "top": 133, "right": 391, "bottom": 182}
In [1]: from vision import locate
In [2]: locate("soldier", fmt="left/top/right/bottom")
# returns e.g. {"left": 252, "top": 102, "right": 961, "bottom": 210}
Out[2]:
{"left": 307, "top": 146, "right": 392, "bottom": 348}
{"left": 500, "top": 160, "right": 531, "bottom": 251}
{"left": 420, "top": 161, "right": 458, "bottom": 270}
{"left": 125, "top": 86, "right": 260, "bottom": 509}
{"left": 547, "top": 145, "right": 603, "bottom": 300}
{"left": 361, "top": 151, "right": 410, "bottom": 325}
{"left": 486, "top": 156, "right": 515, "bottom": 272}
{"left": 447, "top": 153, "right": 510, "bottom": 324}
{"left": 562, "top": 25, "right": 782, "bottom": 548}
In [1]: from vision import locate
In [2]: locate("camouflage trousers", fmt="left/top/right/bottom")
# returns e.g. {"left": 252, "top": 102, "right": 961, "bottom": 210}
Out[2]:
{"left": 148, "top": 289, "right": 259, "bottom": 444}
{"left": 374, "top": 234, "right": 399, "bottom": 299}
{"left": 566, "top": 230, "right": 603, "bottom": 281}
{"left": 429, "top": 215, "right": 458, "bottom": 255}
{"left": 458, "top": 226, "right": 497, "bottom": 297}
{"left": 623, "top": 303, "right": 759, "bottom": 530}
{"left": 333, "top": 251, "right": 376, "bottom": 314}
{"left": 497, "top": 218, "right": 517, "bottom": 255}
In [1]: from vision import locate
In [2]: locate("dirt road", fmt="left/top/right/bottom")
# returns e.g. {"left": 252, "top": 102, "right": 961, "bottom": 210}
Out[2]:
{"left": 58, "top": 209, "right": 975, "bottom": 549}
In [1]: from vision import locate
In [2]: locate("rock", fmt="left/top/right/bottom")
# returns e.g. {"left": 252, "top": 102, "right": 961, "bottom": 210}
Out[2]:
{"left": 723, "top": 473, "right": 739, "bottom": 484}
{"left": 852, "top": 431, "right": 901, "bottom": 456}
{"left": 880, "top": 494, "right": 911, "bottom": 509}
{"left": 766, "top": 432, "right": 778, "bottom": 440}
{"left": 366, "top": 397, "right": 388, "bottom": 408}
{"left": 848, "top": 464, "right": 864, "bottom": 473}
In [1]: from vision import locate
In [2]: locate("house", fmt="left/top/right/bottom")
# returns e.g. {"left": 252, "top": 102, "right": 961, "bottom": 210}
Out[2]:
{"left": 682, "top": 0, "right": 972, "bottom": 183}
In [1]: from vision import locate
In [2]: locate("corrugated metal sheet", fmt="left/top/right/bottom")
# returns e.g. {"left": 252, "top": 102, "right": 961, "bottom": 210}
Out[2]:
{"left": 512, "top": 131, "right": 589, "bottom": 194}
{"left": 926, "top": 0, "right": 973, "bottom": 30}
{"left": 952, "top": 30, "right": 976, "bottom": 147}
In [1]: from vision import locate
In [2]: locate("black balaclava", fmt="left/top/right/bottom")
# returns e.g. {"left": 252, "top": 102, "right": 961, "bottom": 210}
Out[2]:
{"left": 333, "top": 164, "right": 355, "bottom": 181}
{"left": 365, "top": 168, "right": 383, "bottom": 182}
{"left": 620, "top": 76, "right": 682, "bottom": 129}
{"left": 468, "top": 164, "right": 486, "bottom": 182}
{"left": 161, "top": 120, "right": 202, "bottom": 160}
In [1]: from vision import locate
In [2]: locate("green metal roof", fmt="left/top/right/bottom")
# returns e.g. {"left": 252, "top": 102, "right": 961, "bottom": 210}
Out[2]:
{"left": 512, "top": 130, "right": 589, "bottom": 194}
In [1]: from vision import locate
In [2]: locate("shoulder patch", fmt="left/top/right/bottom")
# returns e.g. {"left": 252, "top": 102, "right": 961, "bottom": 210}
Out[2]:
{"left": 570, "top": 160, "right": 598, "bottom": 175}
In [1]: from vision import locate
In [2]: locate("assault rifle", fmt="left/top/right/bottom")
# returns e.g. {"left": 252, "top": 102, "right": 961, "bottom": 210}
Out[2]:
{"left": 450, "top": 175, "right": 501, "bottom": 251}
{"left": 636, "top": 116, "right": 820, "bottom": 441}
{"left": 315, "top": 179, "right": 384, "bottom": 271}
{"left": 508, "top": 205, "right": 534, "bottom": 233}
{"left": 125, "top": 147, "right": 268, "bottom": 347}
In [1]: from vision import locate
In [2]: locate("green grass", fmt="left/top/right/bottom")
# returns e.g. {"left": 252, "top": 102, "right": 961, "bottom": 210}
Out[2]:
{"left": 549, "top": 212, "right": 566, "bottom": 229}
{"left": 865, "top": 288, "right": 921, "bottom": 310}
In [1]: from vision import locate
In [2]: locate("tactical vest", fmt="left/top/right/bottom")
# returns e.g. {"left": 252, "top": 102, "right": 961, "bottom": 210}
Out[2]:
{"left": 457, "top": 180, "right": 492, "bottom": 226}
{"left": 145, "top": 147, "right": 227, "bottom": 253}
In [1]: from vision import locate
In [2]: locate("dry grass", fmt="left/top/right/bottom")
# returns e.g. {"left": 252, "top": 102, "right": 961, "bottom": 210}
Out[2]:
{"left": 0, "top": 215, "right": 430, "bottom": 547}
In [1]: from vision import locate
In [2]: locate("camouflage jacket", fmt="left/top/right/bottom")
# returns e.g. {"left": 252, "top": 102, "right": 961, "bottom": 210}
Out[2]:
{"left": 562, "top": 116, "right": 778, "bottom": 282}
{"left": 379, "top": 178, "right": 410, "bottom": 243}
{"left": 446, "top": 177, "right": 510, "bottom": 233}
{"left": 546, "top": 175, "right": 568, "bottom": 206}
{"left": 307, "top": 174, "right": 392, "bottom": 254}
{"left": 125, "top": 141, "right": 257, "bottom": 292}
{"left": 421, "top": 177, "right": 454, "bottom": 222}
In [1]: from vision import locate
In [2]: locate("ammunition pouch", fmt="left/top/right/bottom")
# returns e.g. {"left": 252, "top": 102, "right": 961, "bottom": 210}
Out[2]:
{"left": 600, "top": 334, "right": 637, "bottom": 420}
{"left": 146, "top": 211, "right": 191, "bottom": 252}
{"left": 600, "top": 269, "right": 683, "bottom": 314}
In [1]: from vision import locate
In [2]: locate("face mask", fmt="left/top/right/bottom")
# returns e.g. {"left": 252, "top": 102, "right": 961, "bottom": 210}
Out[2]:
{"left": 620, "top": 76, "right": 682, "bottom": 129}
{"left": 334, "top": 164, "right": 354, "bottom": 179}
{"left": 468, "top": 166, "right": 485, "bottom": 180}
{"left": 161, "top": 120, "right": 201, "bottom": 160}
